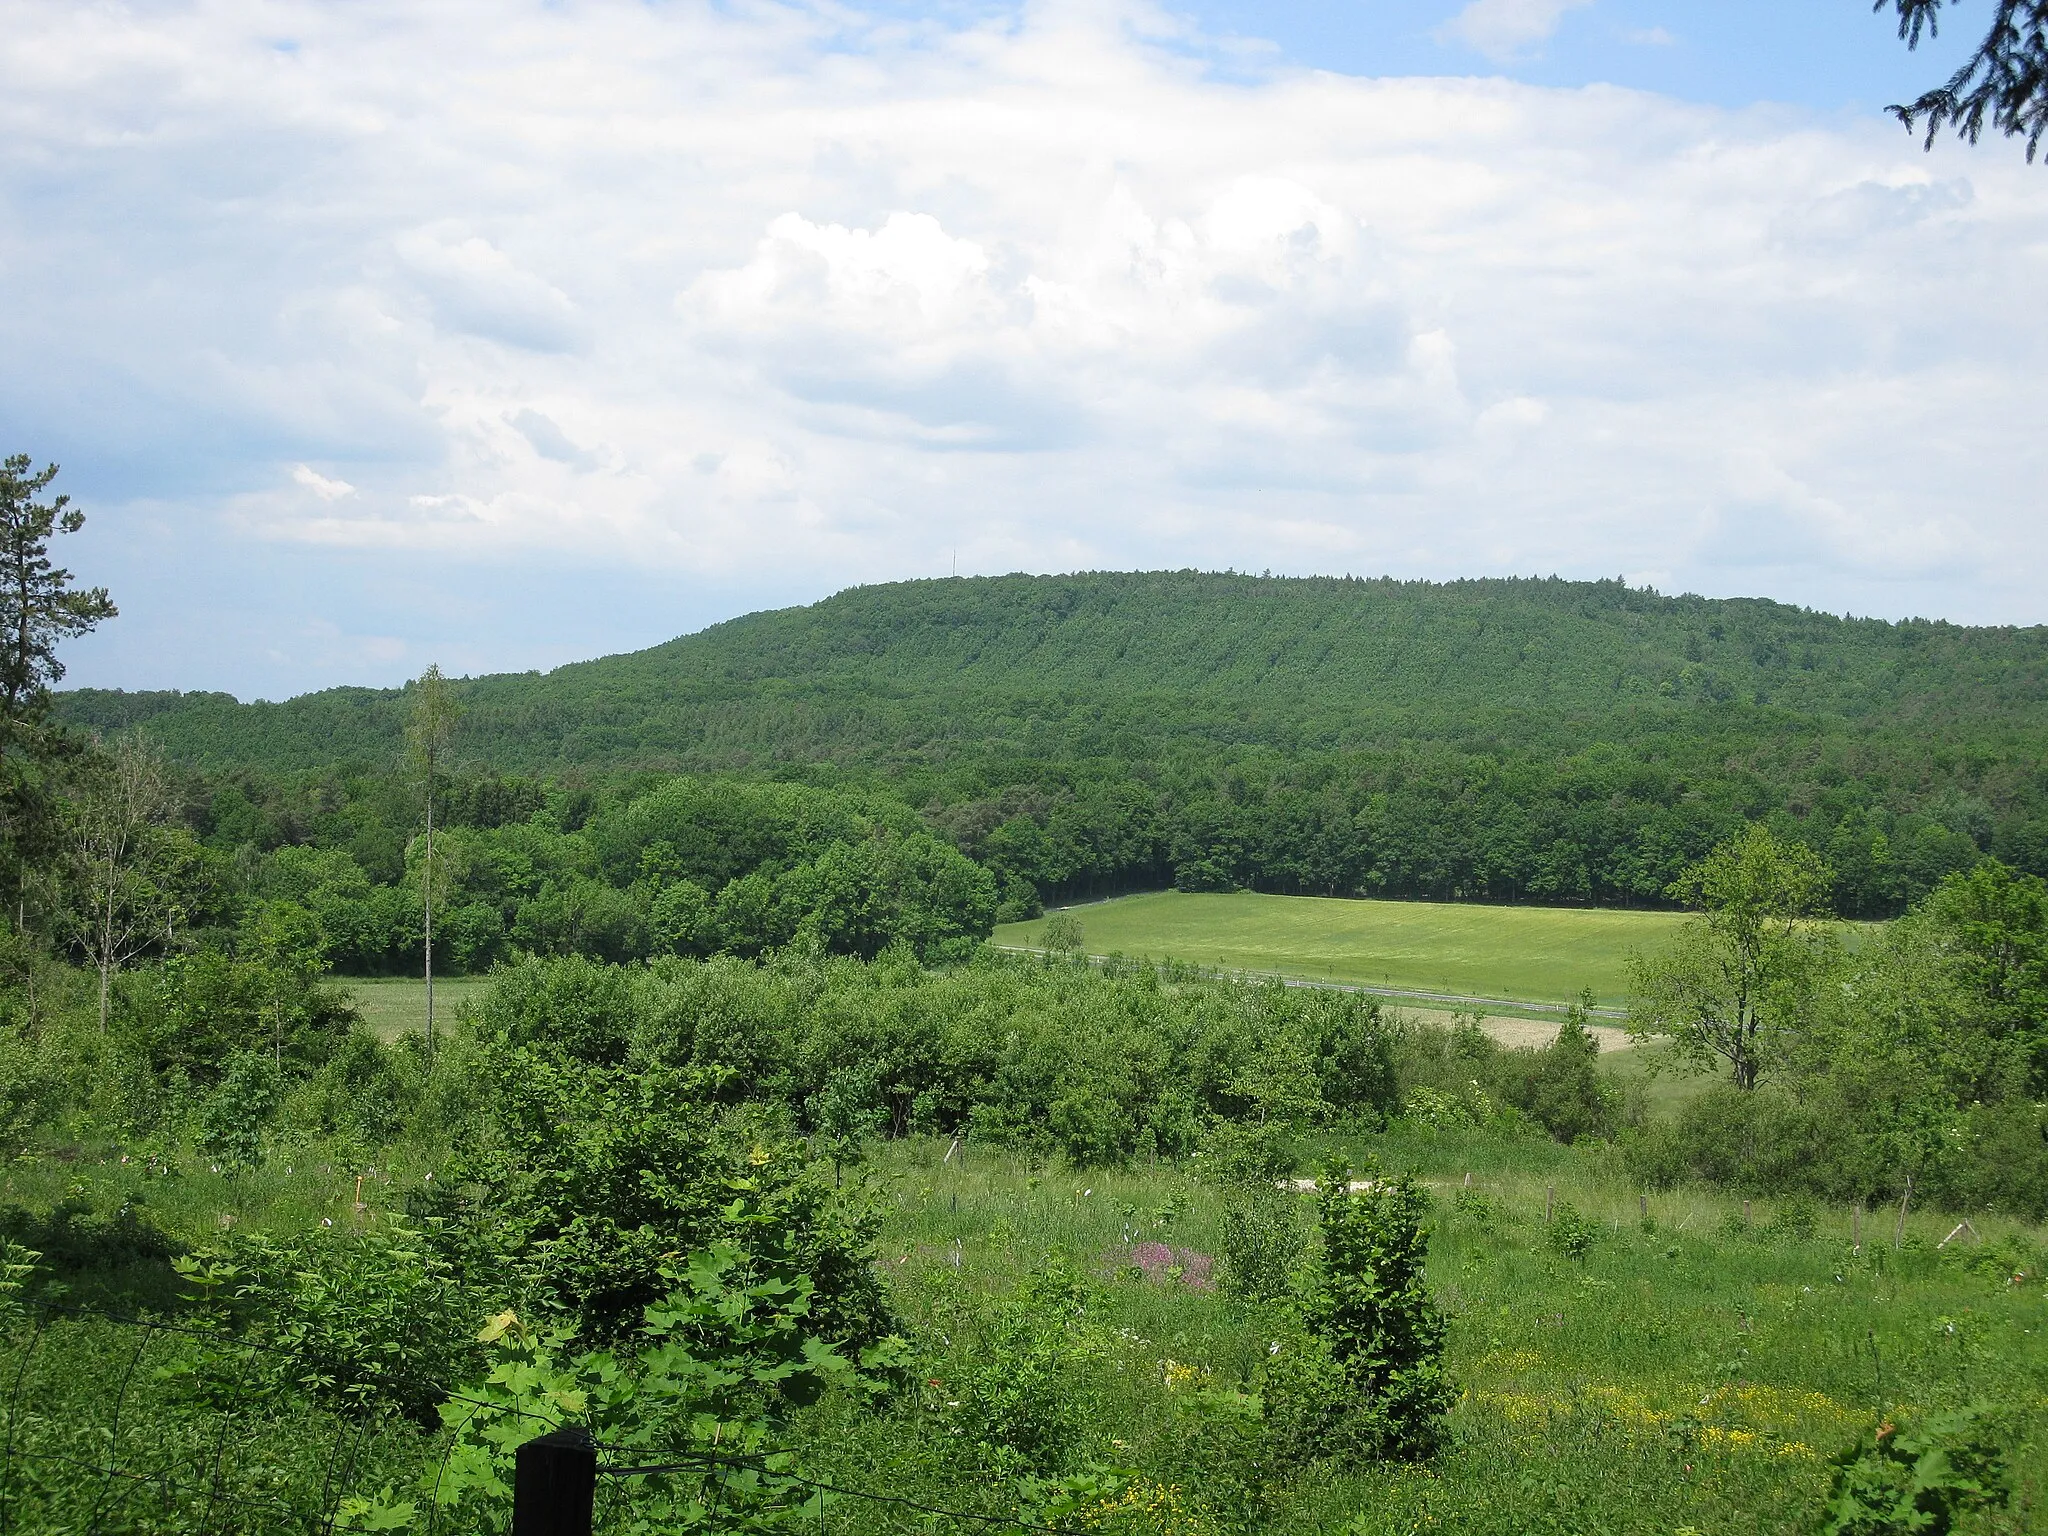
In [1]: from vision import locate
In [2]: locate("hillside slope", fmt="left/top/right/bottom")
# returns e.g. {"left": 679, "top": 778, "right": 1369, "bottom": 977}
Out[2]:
{"left": 58, "top": 571, "right": 2048, "bottom": 775}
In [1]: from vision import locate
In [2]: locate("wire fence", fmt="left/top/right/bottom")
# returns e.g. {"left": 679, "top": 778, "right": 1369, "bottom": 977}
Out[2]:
{"left": 0, "top": 1299, "right": 1060, "bottom": 1536}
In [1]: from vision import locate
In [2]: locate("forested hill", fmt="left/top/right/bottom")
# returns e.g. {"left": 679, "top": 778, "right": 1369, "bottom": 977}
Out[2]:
{"left": 59, "top": 572, "right": 2048, "bottom": 770}
{"left": 57, "top": 573, "right": 2048, "bottom": 916}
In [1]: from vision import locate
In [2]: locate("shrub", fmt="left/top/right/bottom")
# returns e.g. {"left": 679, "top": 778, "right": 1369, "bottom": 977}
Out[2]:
{"left": 1766, "top": 1196, "right": 1821, "bottom": 1242}
{"left": 196, "top": 1051, "right": 282, "bottom": 1174}
{"left": 176, "top": 1219, "right": 483, "bottom": 1420}
{"left": 1220, "top": 1189, "right": 1306, "bottom": 1304}
{"left": 1545, "top": 1202, "right": 1601, "bottom": 1261}
{"left": 1265, "top": 1160, "right": 1451, "bottom": 1465}
{"left": 1815, "top": 1405, "right": 2009, "bottom": 1536}
{"left": 1198, "top": 1119, "right": 1297, "bottom": 1187}
{"left": 433, "top": 998, "right": 890, "bottom": 1347}
{"left": 1500, "top": 1000, "right": 1616, "bottom": 1145}
{"left": 1451, "top": 1187, "right": 1502, "bottom": 1233}
{"left": 433, "top": 1244, "right": 899, "bottom": 1535}
{"left": 947, "top": 1259, "right": 1093, "bottom": 1476}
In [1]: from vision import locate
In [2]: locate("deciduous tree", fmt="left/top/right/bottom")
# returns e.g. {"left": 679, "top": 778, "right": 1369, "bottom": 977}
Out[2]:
{"left": 405, "top": 664, "right": 461, "bottom": 1054}
{"left": 63, "top": 734, "right": 192, "bottom": 1030}
{"left": 1627, "top": 824, "right": 1837, "bottom": 1090}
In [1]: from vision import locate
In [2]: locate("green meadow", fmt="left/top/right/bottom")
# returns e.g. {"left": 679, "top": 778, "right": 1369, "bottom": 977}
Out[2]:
{"left": 339, "top": 975, "right": 492, "bottom": 1042}
{"left": 20, "top": 1130, "right": 2043, "bottom": 1535}
{"left": 997, "top": 891, "right": 1699, "bottom": 1008}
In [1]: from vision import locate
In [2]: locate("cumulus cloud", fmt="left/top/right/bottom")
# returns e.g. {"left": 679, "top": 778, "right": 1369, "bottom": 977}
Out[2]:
{"left": 0, "top": 0, "right": 2044, "bottom": 695}
{"left": 1438, "top": 0, "right": 1595, "bottom": 61}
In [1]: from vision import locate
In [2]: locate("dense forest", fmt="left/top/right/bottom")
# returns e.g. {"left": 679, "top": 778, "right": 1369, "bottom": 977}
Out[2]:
{"left": 62, "top": 573, "right": 2048, "bottom": 920}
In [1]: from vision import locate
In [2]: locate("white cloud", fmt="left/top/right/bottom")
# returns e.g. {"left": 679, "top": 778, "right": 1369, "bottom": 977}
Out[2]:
{"left": 291, "top": 465, "right": 355, "bottom": 501}
{"left": 1, "top": 0, "right": 2045, "bottom": 693}
{"left": 1437, "top": 0, "right": 1596, "bottom": 62}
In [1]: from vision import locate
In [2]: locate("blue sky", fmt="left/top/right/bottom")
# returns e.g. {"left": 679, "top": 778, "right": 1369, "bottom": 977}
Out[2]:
{"left": 6, "top": 0, "right": 2038, "bottom": 701}
{"left": 1168, "top": 1, "right": 1977, "bottom": 104}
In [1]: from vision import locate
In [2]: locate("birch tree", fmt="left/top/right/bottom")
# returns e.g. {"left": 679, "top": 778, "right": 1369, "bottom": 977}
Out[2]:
{"left": 405, "top": 664, "right": 461, "bottom": 1055}
{"left": 65, "top": 734, "right": 188, "bottom": 1030}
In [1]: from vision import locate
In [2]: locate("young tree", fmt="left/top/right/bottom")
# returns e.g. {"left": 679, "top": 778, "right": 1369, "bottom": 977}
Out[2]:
{"left": 1627, "top": 824, "right": 1836, "bottom": 1090}
{"left": 1040, "top": 910, "right": 1084, "bottom": 954}
{"left": 405, "top": 664, "right": 461, "bottom": 1055}
{"left": 1265, "top": 1158, "right": 1451, "bottom": 1464}
{"left": 63, "top": 734, "right": 191, "bottom": 1030}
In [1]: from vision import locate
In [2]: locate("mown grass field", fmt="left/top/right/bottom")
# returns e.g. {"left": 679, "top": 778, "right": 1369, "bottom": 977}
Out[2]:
{"left": 338, "top": 975, "right": 491, "bottom": 1041}
{"left": 996, "top": 891, "right": 1698, "bottom": 1008}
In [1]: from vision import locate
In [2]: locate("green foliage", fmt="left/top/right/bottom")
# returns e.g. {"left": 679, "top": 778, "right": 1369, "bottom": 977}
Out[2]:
{"left": 195, "top": 1050, "right": 282, "bottom": 1173}
{"left": 1042, "top": 911, "right": 1085, "bottom": 953}
{"left": 116, "top": 948, "right": 357, "bottom": 1086}
{"left": 440, "top": 973, "right": 890, "bottom": 1346}
{"left": 1500, "top": 998, "right": 1616, "bottom": 1144}
{"left": 1219, "top": 1189, "right": 1306, "bottom": 1305}
{"left": 1815, "top": 1405, "right": 2010, "bottom": 1536}
{"left": 1629, "top": 824, "right": 1838, "bottom": 1091}
{"left": 0, "top": 454, "right": 115, "bottom": 740}
{"left": 941, "top": 1258, "right": 1094, "bottom": 1476}
{"left": 1767, "top": 1196, "right": 1822, "bottom": 1243}
{"left": 433, "top": 1244, "right": 895, "bottom": 1534}
{"left": 1544, "top": 1201, "right": 1600, "bottom": 1261}
{"left": 61, "top": 573, "right": 2048, "bottom": 921}
{"left": 1623, "top": 860, "right": 2048, "bottom": 1215}
{"left": 1919, "top": 860, "right": 2048, "bottom": 1095}
{"left": 1266, "top": 1161, "right": 1451, "bottom": 1466}
{"left": 0, "top": 1020, "right": 66, "bottom": 1151}
{"left": 176, "top": 1219, "right": 483, "bottom": 1420}
{"left": 1200, "top": 1120, "right": 1300, "bottom": 1187}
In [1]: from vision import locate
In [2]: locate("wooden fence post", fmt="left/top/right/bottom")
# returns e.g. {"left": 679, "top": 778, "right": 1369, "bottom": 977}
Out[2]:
{"left": 1893, "top": 1176, "right": 1913, "bottom": 1251}
{"left": 515, "top": 1427, "right": 596, "bottom": 1536}
{"left": 1545, "top": 1185, "right": 1554, "bottom": 1222}
{"left": 1852, "top": 1201, "right": 1863, "bottom": 1252}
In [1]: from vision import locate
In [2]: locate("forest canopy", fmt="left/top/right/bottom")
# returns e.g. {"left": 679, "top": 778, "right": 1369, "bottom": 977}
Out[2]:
{"left": 59, "top": 573, "right": 2048, "bottom": 920}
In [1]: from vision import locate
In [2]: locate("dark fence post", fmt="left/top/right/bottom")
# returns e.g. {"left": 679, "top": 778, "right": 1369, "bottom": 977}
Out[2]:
{"left": 514, "top": 1427, "right": 596, "bottom": 1536}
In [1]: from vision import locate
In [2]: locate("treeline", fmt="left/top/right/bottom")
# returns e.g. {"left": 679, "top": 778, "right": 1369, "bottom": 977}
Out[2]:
{"left": 62, "top": 572, "right": 2048, "bottom": 919}
{"left": 936, "top": 743, "right": 1998, "bottom": 918}
{"left": 170, "top": 742, "right": 2001, "bottom": 957}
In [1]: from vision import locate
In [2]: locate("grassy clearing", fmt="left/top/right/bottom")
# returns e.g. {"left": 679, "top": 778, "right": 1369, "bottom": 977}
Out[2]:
{"left": 997, "top": 891, "right": 1697, "bottom": 1008}
{"left": 13, "top": 1122, "right": 2045, "bottom": 1534}
{"left": 337, "top": 975, "right": 491, "bottom": 1042}
{"left": 842, "top": 1134, "right": 2046, "bottom": 1535}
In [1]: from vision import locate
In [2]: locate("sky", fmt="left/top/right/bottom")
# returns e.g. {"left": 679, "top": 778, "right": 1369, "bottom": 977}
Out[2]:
{"left": 3, "top": 0, "right": 2042, "bottom": 701}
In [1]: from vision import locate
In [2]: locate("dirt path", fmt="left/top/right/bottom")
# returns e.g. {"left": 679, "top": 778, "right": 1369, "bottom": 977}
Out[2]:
{"left": 1395, "top": 1004, "right": 1634, "bottom": 1052}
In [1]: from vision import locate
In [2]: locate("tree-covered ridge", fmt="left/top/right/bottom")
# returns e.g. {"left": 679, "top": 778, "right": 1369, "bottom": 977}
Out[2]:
{"left": 60, "top": 573, "right": 2048, "bottom": 772}
{"left": 57, "top": 572, "right": 2048, "bottom": 917}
